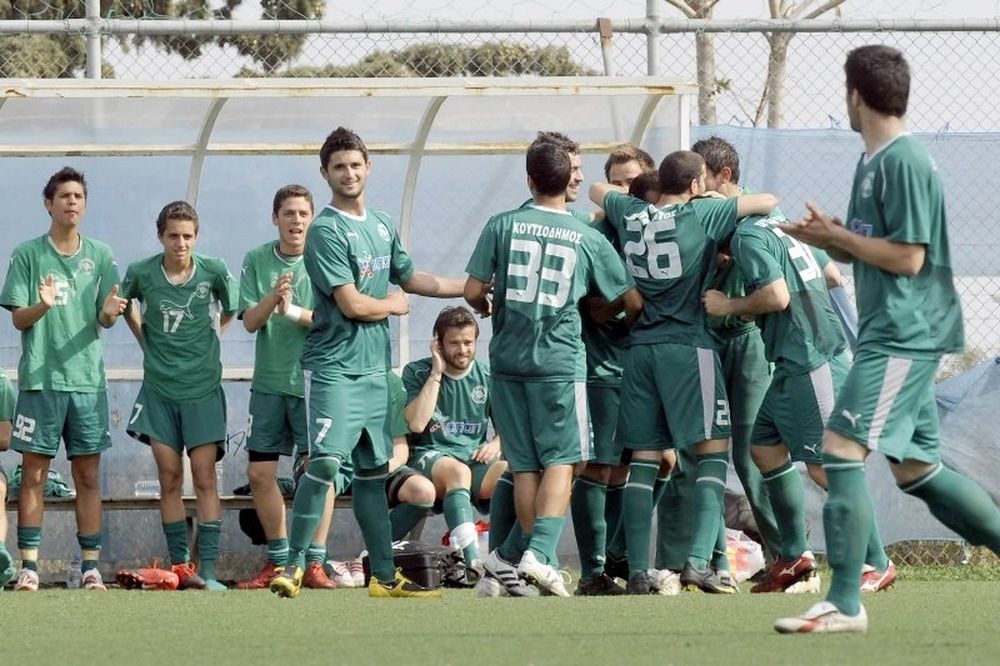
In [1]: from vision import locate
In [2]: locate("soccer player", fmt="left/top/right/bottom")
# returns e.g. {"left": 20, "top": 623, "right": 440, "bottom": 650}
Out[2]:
{"left": 0, "top": 369, "right": 15, "bottom": 588}
{"left": 235, "top": 185, "right": 339, "bottom": 590}
{"left": 268, "top": 126, "right": 464, "bottom": 599}
{"left": 402, "top": 306, "right": 505, "bottom": 576}
{"left": 590, "top": 151, "right": 777, "bottom": 594}
{"left": 604, "top": 144, "right": 656, "bottom": 189}
{"left": 1, "top": 167, "right": 127, "bottom": 592}
{"left": 775, "top": 45, "right": 1000, "bottom": 633}
{"left": 466, "top": 141, "right": 642, "bottom": 597}
{"left": 122, "top": 200, "right": 239, "bottom": 591}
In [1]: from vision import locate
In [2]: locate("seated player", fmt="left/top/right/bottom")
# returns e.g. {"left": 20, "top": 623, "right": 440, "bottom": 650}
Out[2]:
{"left": 402, "top": 306, "right": 506, "bottom": 574}
{"left": 122, "top": 201, "right": 239, "bottom": 591}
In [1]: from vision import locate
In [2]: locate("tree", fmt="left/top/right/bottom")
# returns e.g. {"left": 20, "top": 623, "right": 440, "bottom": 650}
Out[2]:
{"left": 0, "top": 1, "right": 324, "bottom": 77}
{"left": 662, "top": 1, "right": 721, "bottom": 125}
{"left": 239, "top": 42, "right": 595, "bottom": 78}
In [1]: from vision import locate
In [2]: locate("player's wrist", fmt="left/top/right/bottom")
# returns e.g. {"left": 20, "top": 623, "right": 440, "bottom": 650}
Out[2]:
{"left": 283, "top": 304, "right": 303, "bottom": 322}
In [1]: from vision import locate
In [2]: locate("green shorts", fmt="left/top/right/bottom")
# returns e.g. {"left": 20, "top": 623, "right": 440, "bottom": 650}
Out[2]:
{"left": 618, "top": 343, "right": 730, "bottom": 450}
{"left": 409, "top": 449, "right": 493, "bottom": 499}
{"left": 0, "top": 373, "right": 14, "bottom": 421}
{"left": 717, "top": 328, "right": 772, "bottom": 426}
{"left": 246, "top": 391, "right": 308, "bottom": 457}
{"left": 127, "top": 384, "right": 226, "bottom": 456}
{"left": 753, "top": 352, "right": 850, "bottom": 464}
{"left": 826, "top": 350, "right": 941, "bottom": 464}
{"left": 491, "top": 378, "right": 591, "bottom": 473}
{"left": 12, "top": 390, "right": 112, "bottom": 458}
{"left": 587, "top": 384, "right": 624, "bottom": 465}
{"left": 304, "top": 370, "right": 392, "bottom": 471}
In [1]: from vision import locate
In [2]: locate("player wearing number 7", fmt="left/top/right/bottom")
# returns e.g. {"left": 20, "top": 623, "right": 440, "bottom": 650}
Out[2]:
{"left": 465, "top": 142, "right": 642, "bottom": 597}
{"left": 0, "top": 167, "right": 127, "bottom": 592}
{"left": 590, "top": 150, "right": 776, "bottom": 594}
{"left": 121, "top": 201, "right": 240, "bottom": 590}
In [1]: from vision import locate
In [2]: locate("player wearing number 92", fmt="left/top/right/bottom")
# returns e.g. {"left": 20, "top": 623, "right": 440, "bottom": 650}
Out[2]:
{"left": 589, "top": 150, "right": 778, "bottom": 594}
{"left": 121, "top": 201, "right": 240, "bottom": 591}
{"left": 0, "top": 167, "right": 127, "bottom": 592}
{"left": 465, "top": 142, "right": 643, "bottom": 597}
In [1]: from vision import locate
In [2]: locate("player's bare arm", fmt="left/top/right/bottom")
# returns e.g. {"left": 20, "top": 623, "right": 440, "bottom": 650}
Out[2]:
{"left": 588, "top": 182, "right": 627, "bottom": 208}
{"left": 400, "top": 271, "right": 465, "bottom": 298}
{"left": 404, "top": 336, "right": 445, "bottom": 433}
{"left": 582, "top": 294, "right": 625, "bottom": 326}
{"left": 219, "top": 312, "right": 235, "bottom": 333}
{"left": 620, "top": 287, "right": 644, "bottom": 327}
{"left": 124, "top": 303, "right": 145, "bottom": 350}
{"left": 242, "top": 272, "right": 292, "bottom": 333}
{"left": 10, "top": 276, "right": 57, "bottom": 331}
{"left": 703, "top": 278, "right": 790, "bottom": 318}
{"left": 332, "top": 282, "right": 408, "bottom": 321}
{"left": 98, "top": 283, "right": 128, "bottom": 328}
{"left": 463, "top": 277, "right": 492, "bottom": 317}
{"left": 734, "top": 192, "right": 779, "bottom": 218}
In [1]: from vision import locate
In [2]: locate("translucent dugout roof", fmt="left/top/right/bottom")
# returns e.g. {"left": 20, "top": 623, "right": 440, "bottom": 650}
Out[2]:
{"left": 0, "top": 77, "right": 695, "bottom": 377}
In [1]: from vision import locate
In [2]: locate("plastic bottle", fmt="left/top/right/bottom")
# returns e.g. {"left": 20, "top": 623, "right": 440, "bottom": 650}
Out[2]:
{"left": 67, "top": 553, "right": 82, "bottom": 589}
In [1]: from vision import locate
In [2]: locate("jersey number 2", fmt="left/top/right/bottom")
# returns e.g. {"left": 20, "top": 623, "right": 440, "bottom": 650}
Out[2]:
{"left": 623, "top": 212, "right": 682, "bottom": 280}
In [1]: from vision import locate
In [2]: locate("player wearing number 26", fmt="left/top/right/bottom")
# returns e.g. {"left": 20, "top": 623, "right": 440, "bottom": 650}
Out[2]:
{"left": 465, "top": 141, "right": 642, "bottom": 596}
{"left": 590, "top": 150, "right": 777, "bottom": 593}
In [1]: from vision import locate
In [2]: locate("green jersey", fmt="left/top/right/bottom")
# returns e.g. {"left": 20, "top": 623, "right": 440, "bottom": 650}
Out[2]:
{"left": 122, "top": 253, "right": 239, "bottom": 402}
{"left": 388, "top": 371, "right": 409, "bottom": 439}
{"left": 603, "top": 191, "right": 739, "bottom": 348}
{"left": 731, "top": 216, "right": 847, "bottom": 376}
{"left": 0, "top": 234, "right": 119, "bottom": 392}
{"left": 581, "top": 217, "right": 629, "bottom": 386}
{"left": 466, "top": 203, "right": 633, "bottom": 382}
{"left": 402, "top": 357, "right": 491, "bottom": 459}
{"left": 846, "top": 134, "right": 963, "bottom": 358}
{"left": 300, "top": 206, "right": 414, "bottom": 377}
{"left": 239, "top": 241, "right": 315, "bottom": 397}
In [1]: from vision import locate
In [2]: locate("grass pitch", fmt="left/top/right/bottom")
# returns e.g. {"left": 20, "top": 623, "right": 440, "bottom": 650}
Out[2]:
{"left": 1, "top": 574, "right": 997, "bottom": 665}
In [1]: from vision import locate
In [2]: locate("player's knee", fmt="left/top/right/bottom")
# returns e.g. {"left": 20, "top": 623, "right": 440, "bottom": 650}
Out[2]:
{"left": 306, "top": 456, "right": 342, "bottom": 484}
{"left": 580, "top": 462, "right": 611, "bottom": 484}
{"left": 406, "top": 477, "right": 437, "bottom": 506}
{"left": 158, "top": 470, "right": 183, "bottom": 495}
{"left": 72, "top": 466, "right": 100, "bottom": 491}
{"left": 191, "top": 466, "right": 218, "bottom": 495}
{"left": 443, "top": 465, "right": 472, "bottom": 490}
{"left": 806, "top": 463, "right": 828, "bottom": 489}
{"left": 246, "top": 462, "right": 276, "bottom": 489}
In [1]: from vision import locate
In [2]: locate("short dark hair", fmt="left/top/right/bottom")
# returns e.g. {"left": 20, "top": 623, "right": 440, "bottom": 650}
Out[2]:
{"left": 530, "top": 130, "right": 579, "bottom": 155}
{"left": 604, "top": 144, "right": 656, "bottom": 181}
{"left": 273, "top": 184, "right": 314, "bottom": 216}
{"left": 691, "top": 136, "right": 740, "bottom": 184}
{"left": 628, "top": 170, "right": 661, "bottom": 202}
{"left": 43, "top": 167, "right": 87, "bottom": 201}
{"left": 433, "top": 306, "right": 479, "bottom": 340}
{"left": 845, "top": 45, "right": 909, "bottom": 117}
{"left": 156, "top": 200, "right": 199, "bottom": 236}
{"left": 526, "top": 143, "right": 572, "bottom": 197}
{"left": 658, "top": 150, "right": 705, "bottom": 196}
{"left": 320, "top": 127, "right": 368, "bottom": 170}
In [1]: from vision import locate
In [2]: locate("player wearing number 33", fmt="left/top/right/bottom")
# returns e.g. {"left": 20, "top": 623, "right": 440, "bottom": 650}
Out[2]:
{"left": 590, "top": 150, "right": 777, "bottom": 594}
{"left": 465, "top": 141, "right": 643, "bottom": 597}
{"left": 121, "top": 201, "right": 240, "bottom": 591}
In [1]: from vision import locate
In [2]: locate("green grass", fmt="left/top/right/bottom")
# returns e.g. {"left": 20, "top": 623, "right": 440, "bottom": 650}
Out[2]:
{"left": 1, "top": 580, "right": 997, "bottom": 665}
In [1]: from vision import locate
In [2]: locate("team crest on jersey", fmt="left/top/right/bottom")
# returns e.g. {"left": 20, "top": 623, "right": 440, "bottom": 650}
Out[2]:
{"left": 78, "top": 258, "right": 95, "bottom": 274}
{"left": 860, "top": 171, "right": 875, "bottom": 199}
{"left": 848, "top": 218, "right": 874, "bottom": 237}
{"left": 377, "top": 222, "right": 392, "bottom": 243}
{"left": 470, "top": 385, "right": 488, "bottom": 405}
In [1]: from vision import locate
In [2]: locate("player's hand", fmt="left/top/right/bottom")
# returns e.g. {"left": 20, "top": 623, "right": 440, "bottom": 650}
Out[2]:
{"left": 697, "top": 190, "right": 727, "bottom": 200}
{"left": 270, "top": 273, "right": 293, "bottom": 311}
{"left": 472, "top": 439, "right": 501, "bottom": 464}
{"left": 101, "top": 284, "right": 128, "bottom": 319}
{"left": 38, "top": 275, "right": 57, "bottom": 308}
{"left": 385, "top": 290, "right": 409, "bottom": 316}
{"left": 778, "top": 202, "right": 845, "bottom": 248}
{"left": 702, "top": 289, "right": 731, "bottom": 317}
{"left": 429, "top": 335, "right": 445, "bottom": 375}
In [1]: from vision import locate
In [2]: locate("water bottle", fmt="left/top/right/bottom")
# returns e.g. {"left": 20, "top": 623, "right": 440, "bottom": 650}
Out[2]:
{"left": 67, "top": 553, "right": 82, "bottom": 589}
{"left": 133, "top": 479, "right": 160, "bottom": 497}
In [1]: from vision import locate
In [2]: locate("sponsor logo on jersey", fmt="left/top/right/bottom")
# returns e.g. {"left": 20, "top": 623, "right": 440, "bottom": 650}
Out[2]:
{"left": 160, "top": 280, "right": 212, "bottom": 320}
{"left": 860, "top": 171, "right": 875, "bottom": 198}
{"left": 356, "top": 253, "right": 390, "bottom": 279}
{"left": 470, "top": 385, "right": 488, "bottom": 405}
{"left": 443, "top": 421, "right": 484, "bottom": 436}
{"left": 848, "top": 218, "right": 873, "bottom": 238}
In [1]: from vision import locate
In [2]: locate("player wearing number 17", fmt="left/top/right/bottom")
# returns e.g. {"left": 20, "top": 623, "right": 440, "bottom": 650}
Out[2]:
{"left": 121, "top": 201, "right": 240, "bottom": 591}
{"left": 465, "top": 142, "right": 643, "bottom": 597}
{"left": 590, "top": 151, "right": 777, "bottom": 594}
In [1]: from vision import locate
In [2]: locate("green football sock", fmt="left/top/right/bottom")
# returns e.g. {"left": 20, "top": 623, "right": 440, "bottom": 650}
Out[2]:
{"left": 623, "top": 459, "right": 660, "bottom": 574}
{"left": 711, "top": 516, "right": 729, "bottom": 571}
{"left": 603, "top": 482, "right": 625, "bottom": 558}
{"left": 732, "top": 424, "right": 782, "bottom": 559}
{"left": 353, "top": 467, "right": 396, "bottom": 582}
{"left": 687, "top": 452, "right": 728, "bottom": 570}
{"left": 77, "top": 532, "right": 101, "bottom": 573}
{"left": 570, "top": 476, "right": 608, "bottom": 579}
{"left": 162, "top": 520, "right": 190, "bottom": 565}
{"left": 390, "top": 502, "right": 433, "bottom": 541}
{"left": 864, "top": 511, "right": 890, "bottom": 572}
{"left": 763, "top": 460, "right": 809, "bottom": 560}
{"left": 498, "top": 523, "right": 528, "bottom": 563}
{"left": 488, "top": 472, "right": 516, "bottom": 552}
{"left": 267, "top": 538, "right": 288, "bottom": 567}
{"left": 306, "top": 543, "right": 326, "bottom": 564}
{"left": 17, "top": 526, "right": 41, "bottom": 572}
{"left": 443, "top": 488, "right": 479, "bottom": 564}
{"left": 654, "top": 468, "right": 695, "bottom": 571}
{"left": 287, "top": 472, "right": 337, "bottom": 569}
{"left": 197, "top": 520, "right": 222, "bottom": 581}
{"left": 822, "top": 455, "right": 870, "bottom": 617}
{"left": 528, "top": 515, "right": 565, "bottom": 565}
{"left": 901, "top": 463, "right": 1000, "bottom": 553}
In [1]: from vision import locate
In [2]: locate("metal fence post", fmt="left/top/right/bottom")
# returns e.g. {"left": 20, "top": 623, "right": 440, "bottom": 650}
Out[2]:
{"left": 645, "top": 0, "right": 661, "bottom": 76}
{"left": 85, "top": 0, "right": 102, "bottom": 79}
